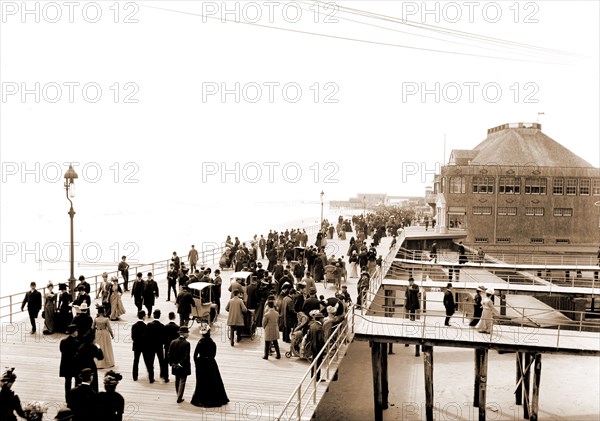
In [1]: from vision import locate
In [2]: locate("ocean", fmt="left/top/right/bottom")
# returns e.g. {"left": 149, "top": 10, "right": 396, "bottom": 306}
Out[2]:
{"left": 0, "top": 200, "right": 344, "bottom": 297}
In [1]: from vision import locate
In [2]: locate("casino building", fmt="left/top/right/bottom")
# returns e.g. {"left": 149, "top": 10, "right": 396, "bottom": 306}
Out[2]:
{"left": 431, "top": 122, "right": 600, "bottom": 250}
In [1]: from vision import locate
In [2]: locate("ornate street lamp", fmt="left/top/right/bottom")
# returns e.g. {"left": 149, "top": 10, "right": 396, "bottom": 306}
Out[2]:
{"left": 320, "top": 191, "right": 324, "bottom": 228}
{"left": 64, "top": 164, "right": 78, "bottom": 295}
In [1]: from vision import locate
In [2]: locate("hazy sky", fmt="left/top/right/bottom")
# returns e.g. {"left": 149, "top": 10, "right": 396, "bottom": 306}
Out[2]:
{"left": 1, "top": 1, "right": 599, "bottom": 282}
{"left": 1, "top": 1, "right": 598, "bottom": 201}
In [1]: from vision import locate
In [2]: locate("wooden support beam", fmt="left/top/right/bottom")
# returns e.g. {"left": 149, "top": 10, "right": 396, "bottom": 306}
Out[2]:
{"left": 515, "top": 352, "right": 523, "bottom": 406}
{"left": 381, "top": 342, "right": 389, "bottom": 410}
{"left": 477, "top": 348, "right": 489, "bottom": 421}
{"left": 423, "top": 345, "right": 434, "bottom": 421}
{"left": 371, "top": 341, "right": 383, "bottom": 421}
{"left": 530, "top": 354, "right": 542, "bottom": 421}
{"left": 474, "top": 349, "right": 481, "bottom": 407}
{"left": 523, "top": 353, "right": 532, "bottom": 419}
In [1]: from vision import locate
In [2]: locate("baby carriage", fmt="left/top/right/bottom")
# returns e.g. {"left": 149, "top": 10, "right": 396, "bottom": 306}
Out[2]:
{"left": 285, "top": 312, "right": 312, "bottom": 360}
{"left": 285, "top": 330, "right": 312, "bottom": 361}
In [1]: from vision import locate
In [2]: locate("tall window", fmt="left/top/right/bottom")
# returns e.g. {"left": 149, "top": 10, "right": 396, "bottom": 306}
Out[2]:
{"left": 524, "top": 178, "right": 547, "bottom": 195}
{"left": 579, "top": 179, "right": 590, "bottom": 196}
{"left": 594, "top": 179, "right": 600, "bottom": 196}
{"left": 499, "top": 177, "right": 520, "bottom": 194}
{"left": 552, "top": 178, "right": 564, "bottom": 195}
{"left": 449, "top": 176, "right": 466, "bottom": 194}
{"left": 472, "top": 176, "right": 494, "bottom": 194}
{"left": 566, "top": 178, "right": 577, "bottom": 195}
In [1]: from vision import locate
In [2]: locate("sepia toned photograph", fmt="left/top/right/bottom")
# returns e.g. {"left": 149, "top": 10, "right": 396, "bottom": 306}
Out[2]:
{"left": 1, "top": 1, "right": 598, "bottom": 420}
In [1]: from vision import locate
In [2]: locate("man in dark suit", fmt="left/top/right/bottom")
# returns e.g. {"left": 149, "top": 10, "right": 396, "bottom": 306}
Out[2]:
{"left": 73, "top": 285, "right": 91, "bottom": 308}
{"left": 59, "top": 324, "right": 80, "bottom": 400}
{"left": 163, "top": 312, "right": 180, "bottom": 382}
{"left": 67, "top": 368, "right": 98, "bottom": 421}
{"left": 131, "top": 310, "right": 146, "bottom": 381}
{"left": 142, "top": 272, "right": 159, "bottom": 315}
{"left": 168, "top": 326, "right": 191, "bottom": 403}
{"left": 131, "top": 273, "right": 145, "bottom": 313}
{"left": 175, "top": 286, "right": 195, "bottom": 327}
{"left": 167, "top": 263, "right": 178, "bottom": 301}
{"left": 72, "top": 303, "right": 93, "bottom": 340}
{"left": 443, "top": 283, "right": 456, "bottom": 326}
{"left": 73, "top": 333, "right": 103, "bottom": 392}
{"left": 21, "top": 282, "right": 42, "bottom": 334}
{"left": 118, "top": 255, "right": 130, "bottom": 291}
{"left": 76, "top": 276, "right": 91, "bottom": 295}
{"left": 144, "top": 309, "right": 167, "bottom": 383}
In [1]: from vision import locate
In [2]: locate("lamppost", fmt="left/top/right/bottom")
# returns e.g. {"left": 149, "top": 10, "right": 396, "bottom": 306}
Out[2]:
{"left": 363, "top": 195, "right": 366, "bottom": 216}
{"left": 64, "top": 164, "right": 78, "bottom": 295}
{"left": 320, "top": 191, "right": 324, "bottom": 228}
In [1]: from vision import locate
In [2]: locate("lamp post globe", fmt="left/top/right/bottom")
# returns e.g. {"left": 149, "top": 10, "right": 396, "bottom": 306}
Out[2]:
{"left": 64, "top": 164, "right": 78, "bottom": 295}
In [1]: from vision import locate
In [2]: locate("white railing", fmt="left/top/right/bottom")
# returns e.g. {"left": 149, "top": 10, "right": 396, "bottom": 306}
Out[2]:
{"left": 276, "top": 308, "right": 354, "bottom": 420}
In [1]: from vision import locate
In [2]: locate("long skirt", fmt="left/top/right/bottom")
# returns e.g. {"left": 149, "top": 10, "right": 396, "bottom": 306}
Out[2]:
{"left": 94, "top": 329, "right": 115, "bottom": 368}
{"left": 110, "top": 294, "right": 126, "bottom": 320}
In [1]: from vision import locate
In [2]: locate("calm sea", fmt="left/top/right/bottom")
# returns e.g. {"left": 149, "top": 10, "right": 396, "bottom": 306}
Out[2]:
{"left": 1, "top": 201, "right": 345, "bottom": 297}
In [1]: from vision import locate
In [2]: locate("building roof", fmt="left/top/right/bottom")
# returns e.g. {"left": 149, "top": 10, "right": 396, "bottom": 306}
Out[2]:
{"left": 451, "top": 123, "right": 594, "bottom": 168}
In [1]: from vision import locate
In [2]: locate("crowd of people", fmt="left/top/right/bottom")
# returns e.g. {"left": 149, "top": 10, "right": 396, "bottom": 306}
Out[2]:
{"left": 10, "top": 213, "right": 396, "bottom": 419}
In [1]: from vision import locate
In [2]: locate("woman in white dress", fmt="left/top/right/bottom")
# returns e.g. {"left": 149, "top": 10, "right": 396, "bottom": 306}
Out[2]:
{"left": 477, "top": 288, "right": 495, "bottom": 334}
{"left": 93, "top": 307, "right": 115, "bottom": 368}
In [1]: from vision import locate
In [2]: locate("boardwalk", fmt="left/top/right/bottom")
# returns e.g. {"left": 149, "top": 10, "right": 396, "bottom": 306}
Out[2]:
{"left": 0, "top": 228, "right": 394, "bottom": 420}
{"left": 352, "top": 313, "right": 600, "bottom": 356}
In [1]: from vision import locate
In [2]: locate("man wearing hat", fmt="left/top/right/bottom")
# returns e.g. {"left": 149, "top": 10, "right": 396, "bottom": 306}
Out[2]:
{"left": 72, "top": 302, "right": 93, "bottom": 339}
{"left": 405, "top": 278, "right": 420, "bottom": 321}
{"left": 302, "top": 287, "right": 320, "bottom": 314}
{"left": 443, "top": 283, "right": 455, "bottom": 326}
{"left": 167, "top": 263, "right": 178, "bottom": 301}
{"left": 339, "top": 285, "right": 352, "bottom": 304}
{"left": 76, "top": 276, "right": 91, "bottom": 295}
{"left": 118, "top": 256, "right": 130, "bottom": 292}
{"left": 188, "top": 245, "right": 199, "bottom": 272}
{"left": 168, "top": 326, "right": 191, "bottom": 403}
{"left": 470, "top": 285, "right": 486, "bottom": 327}
{"left": 142, "top": 272, "right": 159, "bottom": 316}
{"left": 308, "top": 310, "right": 325, "bottom": 381}
{"left": 225, "top": 290, "right": 247, "bottom": 346}
{"left": 144, "top": 309, "right": 168, "bottom": 383}
{"left": 175, "top": 285, "right": 196, "bottom": 327}
{"left": 59, "top": 324, "right": 80, "bottom": 400}
{"left": 21, "top": 282, "right": 42, "bottom": 334}
{"left": 67, "top": 368, "right": 98, "bottom": 420}
{"left": 131, "top": 273, "right": 146, "bottom": 313}
{"left": 131, "top": 311, "right": 147, "bottom": 382}
{"left": 73, "top": 285, "right": 91, "bottom": 309}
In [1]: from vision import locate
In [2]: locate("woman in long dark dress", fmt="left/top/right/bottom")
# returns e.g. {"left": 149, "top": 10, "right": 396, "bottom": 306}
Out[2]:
{"left": 97, "top": 370, "right": 125, "bottom": 421}
{"left": 190, "top": 326, "right": 229, "bottom": 408}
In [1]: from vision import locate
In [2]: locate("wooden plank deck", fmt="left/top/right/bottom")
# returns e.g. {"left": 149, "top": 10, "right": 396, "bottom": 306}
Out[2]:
{"left": 352, "top": 313, "right": 600, "bottom": 356}
{"left": 0, "top": 231, "right": 394, "bottom": 420}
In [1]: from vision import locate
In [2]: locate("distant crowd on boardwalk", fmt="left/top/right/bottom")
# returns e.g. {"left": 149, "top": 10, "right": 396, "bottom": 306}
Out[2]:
{"left": 7, "top": 213, "right": 402, "bottom": 420}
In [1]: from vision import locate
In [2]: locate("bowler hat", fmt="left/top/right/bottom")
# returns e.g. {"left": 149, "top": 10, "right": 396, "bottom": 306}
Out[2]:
{"left": 178, "top": 326, "right": 189, "bottom": 334}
